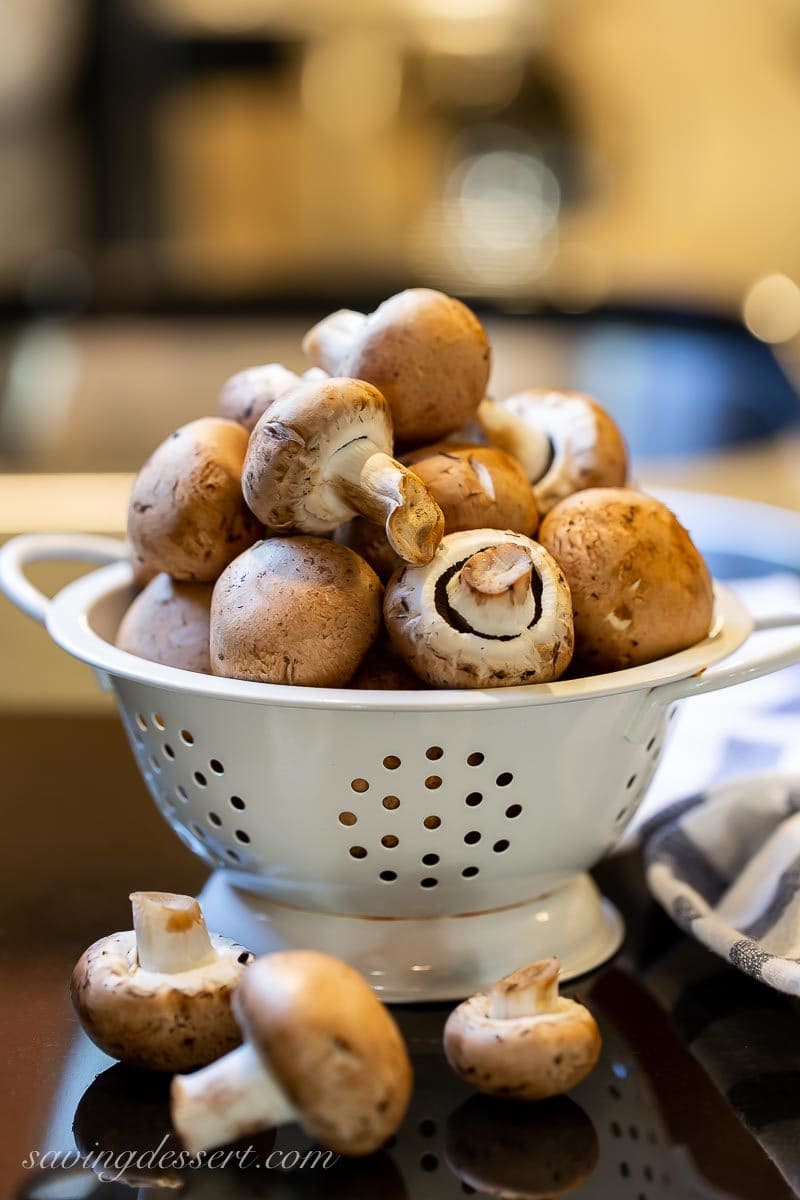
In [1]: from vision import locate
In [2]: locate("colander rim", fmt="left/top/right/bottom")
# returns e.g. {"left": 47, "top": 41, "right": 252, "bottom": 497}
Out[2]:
{"left": 44, "top": 562, "right": 753, "bottom": 711}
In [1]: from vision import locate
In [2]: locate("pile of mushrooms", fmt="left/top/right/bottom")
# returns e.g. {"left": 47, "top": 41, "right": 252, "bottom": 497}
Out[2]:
{"left": 119, "top": 285, "right": 714, "bottom": 688}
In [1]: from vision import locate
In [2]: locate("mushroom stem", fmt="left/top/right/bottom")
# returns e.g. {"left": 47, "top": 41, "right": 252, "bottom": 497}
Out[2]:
{"left": 488, "top": 959, "right": 560, "bottom": 1020}
{"left": 171, "top": 1042, "right": 295, "bottom": 1155}
{"left": 303, "top": 309, "right": 367, "bottom": 371}
{"left": 130, "top": 893, "right": 216, "bottom": 975}
{"left": 447, "top": 544, "right": 537, "bottom": 637}
{"left": 327, "top": 438, "right": 444, "bottom": 564}
{"left": 478, "top": 399, "right": 552, "bottom": 483}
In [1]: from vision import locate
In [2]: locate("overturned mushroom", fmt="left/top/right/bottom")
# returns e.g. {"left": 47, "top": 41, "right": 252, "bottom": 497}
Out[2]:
{"left": 211, "top": 535, "right": 382, "bottom": 687}
{"left": 243, "top": 377, "right": 444, "bottom": 564}
{"left": 539, "top": 487, "right": 714, "bottom": 672}
{"left": 478, "top": 389, "right": 627, "bottom": 514}
{"left": 444, "top": 959, "right": 602, "bottom": 1100}
{"left": 171, "top": 950, "right": 413, "bottom": 1157}
{"left": 384, "top": 529, "right": 573, "bottom": 689}
{"left": 70, "top": 892, "right": 253, "bottom": 1072}
{"left": 128, "top": 417, "right": 261, "bottom": 582}
{"left": 116, "top": 572, "right": 212, "bottom": 673}
{"left": 218, "top": 363, "right": 327, "bottom": 432}
{"left": 303, "top": 289, "right": 490, "bottom": 445}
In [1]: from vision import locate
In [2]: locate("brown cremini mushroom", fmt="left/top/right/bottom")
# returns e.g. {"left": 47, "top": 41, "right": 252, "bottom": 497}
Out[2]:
{"left": 115, "top": 572, "right": 212, "bottom": 673}
{"left": 539, "top": 487, "right": 714, "bottom": 672}
{"left": 384, "top": 529, "right": 573, "bottom": 689}
{"left": 243, "top": 377, "right": 444, "bottom": 565}
{"left": 403, "top": 442, "right": 539, "bottom": 535}
{"left": 218, "top": 363, "right": 327, "bottom": 432}
{"left": 478, "top": 389, "right": 627, "bottom": 514}
{"left": 303, "top": 289, "right": 490, "bottom": 445}
{"left": 170, "top": 950, "right": 413, "bottom": 1157}
{"left": 128, "top": 418, "right": 261, "bottom": 583}
{"left": 351, "top": 641, "right": 422, "bottom": 690}
{"left": 444, "top": 959, "right": 602, "bottom": 1100}
{"left": 70, "top": 892, "right": 253, "bottom": 1072}
{"left": 211, "top": 535, "right": 382, "bottom": 686}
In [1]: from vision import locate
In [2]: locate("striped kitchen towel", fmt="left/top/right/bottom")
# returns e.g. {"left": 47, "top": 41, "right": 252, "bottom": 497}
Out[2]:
{"left": 644, "top": 774, "right": 800, "bottom": 996}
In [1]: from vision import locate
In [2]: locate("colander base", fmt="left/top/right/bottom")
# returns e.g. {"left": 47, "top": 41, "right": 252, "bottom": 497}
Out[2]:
{"left": 198, "top": 870, "right": 624, "bottom": 1001}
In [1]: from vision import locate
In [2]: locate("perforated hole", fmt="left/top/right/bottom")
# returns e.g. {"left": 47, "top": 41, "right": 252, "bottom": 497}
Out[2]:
{"left": 381, "top": 834, "right": 399, "bottom": 848}
{"left": 233, "top": 829, "right": 249, "bottom": 845}
{"left": 380, "top": 870, "right": 397, "bottom": 882}
{"left": 419, "top": 1119, "right": 437, "bottom": 1137}
{"left": 230, "top": 795, "right": 245, "bottom": 811}
{"left": 350, "top": 845, "right": 367, "bottom": 859}
{"left": 208, "top": 812, "right": 222, "bottom": 827}
{"left": 193, "top": 771, "right": 207, "bottom": 788}
{"left": 153, "top": 713, "right": 166, "bottom": 731}
{"left": 423, "top": 815, "right": 441, "bottom": 830}
{"left": 135, "top": 713, "right": 147, "bottom": 731}
{"left": 493, "top": 839, "right": 510, "bottom": 853}
{"left": 226, "top": 848, "right": 240, "bottom": 862}
{"left": 496, "top": 771, "right": 513, "bottom": 787}
{"left": 420, "top": 1154, "right": 438, "bottom": 1171}
{"left": 339, "top": 811, "right": 357, "bottom": 826}
{"left": 383, "top": 755, "right": 401, "bottom": 770}
{"left": 425, "top": 775, "right": 442, "bottom": 790}
{"left": 382, "top": 795, "right": 400, "bottom": 810}
{"left": 209, "top": 758, "right": 224, "bottom": 775}
{"left": 611, "top": 1121, "right": 622, "bottom": 1138}
{"left": 190, "top": 823, "right": 206, "bottom": 841}
{"left": 646, "top": 736, "right": 656, "bottom": 751}
{"left": 627, "top": 774, "right": 637, "bottom": 789}
{"left": 176, "top": 785, "right": 188, "bottom": 802}
{"left": 422, "top": 853, "right": 439, "bottom": 866}
{"left": 425, "top": 746, "right": 443, "bottom": 760}
{"left": 180, "top": 729, "right": 194, "bottom": 746}
{"left": 149, "top": 755, "right": 160, "bottom": 774}
{"left": 462, "top": 1186, "right": 476, "bottom": 1196}
{"left": 462, "top": 866, "right": 479, "bottom": 878}
{"left": 420, "top": 877, "right": 438, "bottom": 889}
{"left": 351, "top": 778, "right": 369, "bottom": 793}
{"left": 467, "top": 752, "right": 484, "bottom": 766}
{"left": 464, "top": 830, "right": 481, "bottom": 845}
{"left": 505, "top": 804, "right": 522, "bottom": 818}
{"left": 466, "top": 792, "right": 482, "bottom": 807}
{"left": 616, "top": 806, "right": 629, "bottom": 824}
{"left": 163, "top": 744, "right": 175, "bottom": 760}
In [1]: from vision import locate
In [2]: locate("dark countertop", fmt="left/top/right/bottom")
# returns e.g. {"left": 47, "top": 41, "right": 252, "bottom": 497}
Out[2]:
{"left": 0, "top": 714, "right": 795, "bottom": 1200}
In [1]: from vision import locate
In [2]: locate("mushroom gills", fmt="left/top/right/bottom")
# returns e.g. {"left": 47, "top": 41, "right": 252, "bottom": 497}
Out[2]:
{"left": 478, "top": 399, "right": 554, "bottom": 483}
{"left": 171, "top": 1042, "right": 295, "bottom": 1155}
{"left": 435, "top": 545, "right": 543, "bottom": 640}
{"left": 131, "top": 892, "right": 217, "bottom": 974}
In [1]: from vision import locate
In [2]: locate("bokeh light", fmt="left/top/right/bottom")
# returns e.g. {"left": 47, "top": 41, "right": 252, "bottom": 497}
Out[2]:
{"left": 742, "top": 274, "right": 800, "bottom": 344}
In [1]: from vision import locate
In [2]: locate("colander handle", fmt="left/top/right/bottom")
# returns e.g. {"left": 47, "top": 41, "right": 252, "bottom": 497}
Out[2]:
{"left": 0, "top": 532, "right": 128, "bottom": 626}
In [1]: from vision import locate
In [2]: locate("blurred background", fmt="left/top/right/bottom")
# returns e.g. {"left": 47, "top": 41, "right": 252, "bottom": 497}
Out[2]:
{"left": 3, "top": 0, "right": 800, "bottom": 707}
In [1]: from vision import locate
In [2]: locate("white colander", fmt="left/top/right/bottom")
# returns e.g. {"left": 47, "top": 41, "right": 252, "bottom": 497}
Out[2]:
{"left": 3, "top": 531, "right": 800, "bottom": 1001}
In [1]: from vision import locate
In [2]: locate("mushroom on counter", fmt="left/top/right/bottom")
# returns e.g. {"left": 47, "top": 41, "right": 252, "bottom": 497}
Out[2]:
{"left": 128, "top": 418, "right": 261, "bottom": 583}
{"left": 171, "top": 950, "right": 413, "bottom": 1157}
{"left": 478, "top": 389, "right": 628, "bottom": 514}
{"left": 70, "top": 892, "right": 253, "bottom": 1072}
{"left": 384, "top": 529, "right": 574, "bottom": 689}
{"left": 211, "top": 535, "right": 383, "bottom": 687}
{"left": 444, "top": 959, "right": 601, "bottom": 1100}
{"left": 303, "top": 289, "right": 490, "bottom": 446}
{"left": 445, "top": 1094, "right": 599, "bottom": 1200}
{"left": 403, "top": 442, "right": 539, "bottom": 536}
{"left": 218, "top": 363, "right": 326, "bottom": 432}
{"left": 243, "top": 377, "right": 444, "bottom": 565}
{"left": 115, "top": 572, "right": 212, "bottom": 673}
{"left": 539, "top": 487, "right": 714, "bottom": 672}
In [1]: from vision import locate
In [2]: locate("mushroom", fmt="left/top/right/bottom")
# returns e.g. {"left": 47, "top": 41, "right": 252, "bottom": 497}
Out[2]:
{"left": 384, "top": 528, "right": 574, "bottom": 689}
{"left": 403, "top": 442, "right": 539, "bottom": 536}
{"left": 351, "top": 641, "right": 423, "bottom": 690}
{"left": 218, "top": 363, "right": 327, "bottom": 432}
{"left": 444, "top": 959, "right": 602, "bottom": 1100}
{"left": 539, "top": 487, "right": 714, "bottom": 672}
{"left": 115, "top": 572, "right": 212, "bottom": 673}
{"left": 243, "top": 377, "right": 444, "bottom": 565}
{"left": 70, "top": 892, "right": 254, "bottom": 1072}
{"left": 128, "top": 417, "right": 261, "bottom": 583}
{"left": 336, "top": 516, "right": 403, "bottom": 582}
{"left": 478, "top": 389, "right": 628, "bottom": 514}
{"left": 303, "top": 289, "right": 491, "bottom": 445}
{"left": 170, "top": 950, "right": 413, "bottom": 1157}
{"left": 445, "top": 1094, "right": 599, "bottom": 1200}
{"left": 211, "top": 535, "right": 383, "bottom": 687}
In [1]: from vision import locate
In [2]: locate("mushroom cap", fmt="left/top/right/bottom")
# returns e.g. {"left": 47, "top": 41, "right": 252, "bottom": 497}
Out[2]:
{"left": 210, "top": 536, "right": 382, "bottom": 686}
{"left": 351, "top": 641, "right": 423, "bottom": 690}
{"left": 539, "top": 487, "right": 714, "bottom": 672}
{"left": 402, "top": 442, "right": 538, "bottom": 536}
{"left": 444, "top": 992, "right": 601, "bottom": 1101}
{"left": 70, "top": 930, "right": 253, "bottom": 1072}
{"left": 128, "top": 417, "right": 261, "bottom": 583}
{"left": 445, "top": 1094, "right": 599, "bottom": 1200}
{"left": 336, "top": 517, "right": 402, "bottom": 582}
{"left": 115, "top": 572, "right": 212, "bottom": 673}
{"left": 219, "top": 364, "right": 327, "bottom": 432}
{"left": 484, "top": 390, "right": 628, "bottom": 514}
{"left": 335, "top": 289, "right": 490, "bottom": 446}
{"left": 243, "top": 377, "right": 393, "bottom": 532}
{"left": 384, "top": 528, "right": 574, "bottom": 689}
{"left": 233, "top": 950, "right": 413, "bottom": 1157}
